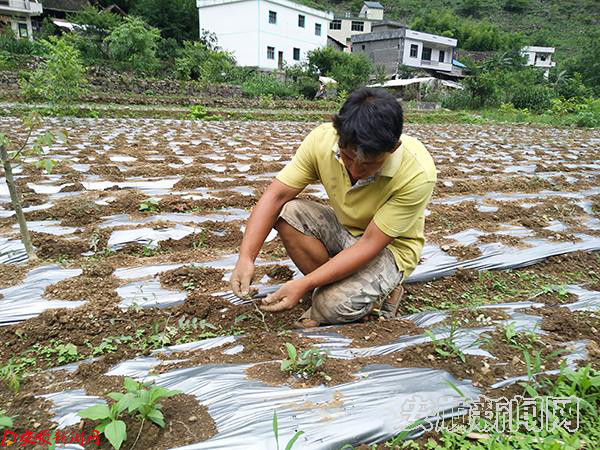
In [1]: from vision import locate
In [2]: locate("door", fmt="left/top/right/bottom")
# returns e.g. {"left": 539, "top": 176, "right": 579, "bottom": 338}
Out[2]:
{"left": 278, "top": 51, "right": 283, "bottom": 69}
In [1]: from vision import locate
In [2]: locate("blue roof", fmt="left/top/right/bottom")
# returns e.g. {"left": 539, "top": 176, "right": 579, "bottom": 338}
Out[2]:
{"left": 452, "top": 59, "right": 467, "bottom": 68}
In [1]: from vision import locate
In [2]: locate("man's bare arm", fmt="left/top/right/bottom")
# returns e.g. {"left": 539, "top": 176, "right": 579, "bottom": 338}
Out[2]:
{"left": 231, "top": 179, "right": 303, "bottom": 297}
{"left": 261, "top": 220, "right": 395, "bottom": 311}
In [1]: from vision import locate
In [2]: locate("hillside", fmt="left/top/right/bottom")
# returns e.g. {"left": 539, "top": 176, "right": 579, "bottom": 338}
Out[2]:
{"left": 310, "top": 0, "right": 600, "bottom": 68}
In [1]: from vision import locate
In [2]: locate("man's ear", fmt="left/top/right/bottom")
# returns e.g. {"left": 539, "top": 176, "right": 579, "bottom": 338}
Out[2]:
{"left": 389, "top": 139, "right": 402, "bottom": 154}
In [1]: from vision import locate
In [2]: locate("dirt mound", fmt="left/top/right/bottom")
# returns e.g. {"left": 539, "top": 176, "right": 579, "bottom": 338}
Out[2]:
{"left": 159, "top": 266, "right": 226, "bottom": 293}
{"left": 44, "top": 274, "right": 120, "bottom": 303}
{"left": 337, "top": 318, "right": 424, "bottom": 347}
{"left": 31, "top": 232, "right": 89, "bottom": 260}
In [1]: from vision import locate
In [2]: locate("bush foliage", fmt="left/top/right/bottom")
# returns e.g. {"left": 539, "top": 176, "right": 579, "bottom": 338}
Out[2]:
{"left": 105, "top": 17, "right": 160, "bottom": 74}
{"left": 20, "top": 37, "right": 87, "bottom": 105}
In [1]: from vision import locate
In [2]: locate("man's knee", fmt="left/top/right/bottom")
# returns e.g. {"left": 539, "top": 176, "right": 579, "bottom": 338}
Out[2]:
{"left": 311, "top": 285, "right": 372, "bottom": 324}
{"left": 278, "top": 199, "right": 310, "bottom": 225}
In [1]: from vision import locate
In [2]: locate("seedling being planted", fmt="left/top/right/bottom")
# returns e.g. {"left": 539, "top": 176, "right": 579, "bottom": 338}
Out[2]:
{"left": 280, "top": 343, "right": 329, "bottom": 379}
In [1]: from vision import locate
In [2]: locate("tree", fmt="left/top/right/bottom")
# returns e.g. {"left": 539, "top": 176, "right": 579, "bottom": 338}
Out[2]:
{"left": 308, "top": 47, "right": 372, "bottom": 92}
{"left": 105, "top": 16, "right": 160, "bottom": 74}
{"left": 20, "top": 37, "right": 87, "bottom": 107}
{"left": 503, "top": 0, "right": 529, "bottom": 13}
{"left": 132, "top": 0, "right": 198, "bottom": 42}
{"left": 457, "top": 0, "right": 483, "bottom": 17}
{"left": 0, "top": 115, "right": 66, "bottom": 261}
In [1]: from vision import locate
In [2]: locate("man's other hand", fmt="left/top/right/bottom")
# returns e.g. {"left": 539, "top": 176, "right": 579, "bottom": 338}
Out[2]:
{"left": 260, "top": 279, "right": 306, "bottom": 312}
{"left": 231, "top": 258, "right": 255, "bottom": 298}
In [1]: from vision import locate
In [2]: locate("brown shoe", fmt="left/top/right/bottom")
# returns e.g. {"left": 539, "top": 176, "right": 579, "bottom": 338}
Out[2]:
{"left": 372, "top": 285, "right": 405, "bottom": 319}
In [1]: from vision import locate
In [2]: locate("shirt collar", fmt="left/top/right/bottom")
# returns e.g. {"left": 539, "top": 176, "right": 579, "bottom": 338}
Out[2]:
{"left": 332, "top": 139, "right": 402, "bottom": 179}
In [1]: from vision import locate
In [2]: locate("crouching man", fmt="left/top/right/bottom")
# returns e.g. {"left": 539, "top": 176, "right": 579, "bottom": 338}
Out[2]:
{"left": 230, "top": 88, "right": 436, "bottom": 327}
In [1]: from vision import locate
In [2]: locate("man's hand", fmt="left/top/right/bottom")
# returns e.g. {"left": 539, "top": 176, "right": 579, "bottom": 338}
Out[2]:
{"left": 260, "top": 279, "right": 307, "bottom": 312}
{"left": 231, "top": 258, "right": 255, "bottom": 298}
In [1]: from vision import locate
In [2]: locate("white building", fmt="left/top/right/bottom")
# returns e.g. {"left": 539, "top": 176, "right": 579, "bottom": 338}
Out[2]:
{"left": 352, "top": 24, "right": 458, "bottom": 76}
{"left": 328, "top": 1, "right": 383, "bottom": 52}
{"left": 196, "top": 0, "right": 333, "bottom": 70}
{"left": 521, "top": 46, "right": 556, "bottom": 78}
{"left": 0, "top": 0, "right": 43, "bottom": 40}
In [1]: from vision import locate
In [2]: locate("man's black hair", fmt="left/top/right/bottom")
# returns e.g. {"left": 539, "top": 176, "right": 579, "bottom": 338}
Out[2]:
{"left": 332, "top": 88, "right": 403, "bottom": 157}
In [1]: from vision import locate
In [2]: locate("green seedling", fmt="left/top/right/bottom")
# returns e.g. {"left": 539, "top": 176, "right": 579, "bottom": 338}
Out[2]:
{"left": 0, "top": 362, "right": 22, "bottom": 393}
{"left": 78, "top": 377, "right": 180, "bottom": 450}
{"left": 138, "top": 199, "right": 159, "bottom": 212}
{"left": 280, "top": 343, "right": 329, "bottom": 378}
{"left": 192, "top": 230, "right": 208, "bottom": 249}
{"left": 425, "top": 322, "right": 468, "bottom": 363}
{"left": 78, "top": 400, "right": 127, "bottom": 450}
{"left": 272, "top": 411, "right": 304, "bottom": 450}
{"left": 503, "top": 322, "right": 539, "bottom": 351}
{"left": 0, "top": 409, "right": 13, "bottom": 430}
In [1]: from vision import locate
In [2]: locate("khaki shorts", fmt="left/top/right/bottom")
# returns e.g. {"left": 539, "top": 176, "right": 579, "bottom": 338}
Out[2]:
{"left": 279, "top": 198, "right": 403, "bottom": 324}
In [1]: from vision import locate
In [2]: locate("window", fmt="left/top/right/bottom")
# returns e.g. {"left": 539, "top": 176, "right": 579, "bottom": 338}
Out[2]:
{"left": 18, "top": 23, "right": 28, "bottom": 39}
{"left": 438, "top": 50, "right": 445, "bottom": 62}
{"left": 351, "top": 21, "right": 364, "bottom": 31}
{"left": 315, "top": 23, "right": 321, "bottom": 36}
{"left": 330, "top": 19, "right": 341, "bottom": 30}
{"left": 421, "top": 46, "right": 432, "bottom": 61}
{"left": 298, "top": 14, "right": 305, "bottom": 27}
{"left": 361, "top": 44, "right": 365, "bottom": 50}
{"left": 409, "top": 44, "right": 418, "bottom": 58}
{"left": 267, "top": 46, "right": 275, "bottom": 59}
{"left": 269, "top": 10, "right": 277, "bottom": 24}
{"left": 293, "top": 48, "right": 300, "bottom": 60}
{"left": 539, "top": 54, "right": 547, "bottom": 61}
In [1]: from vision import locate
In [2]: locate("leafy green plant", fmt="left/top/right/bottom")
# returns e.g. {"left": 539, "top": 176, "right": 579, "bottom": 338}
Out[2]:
{"left": 425, "top": 322, "right": 467, "bottom": 362}
{"left": 192, "top": 231, "right": 208, "bottom": 249}
{"left": 105, "top": 16, "right": 160, "bottom": 75}
{"left": 78, "top": 377, "right": 180, "bottom": 450}
{"left": 0, "top": 409, "right": 13, "bottom": 430}
{"left": 0, "top": 362, "right": 22, "bottom": 393}
{"left": 188, "top": 105, "right": 221, "bottom": 121}
{"left": 138, "top": 199, "right": 159, "bottom": 212}
{"left": 272, "top": 411, "right": 304, "bottom": 450}
{"left": 280, "top": 343, "right": 329, "bottom": 378}
{"left": 20, "top": 36, "right": 87, "bottom": 107}
{"left": 141, "top": 242, "right": 161, "bottom": 257}
{"left": 78, "top": 400, "right": 127, "bottom": 450}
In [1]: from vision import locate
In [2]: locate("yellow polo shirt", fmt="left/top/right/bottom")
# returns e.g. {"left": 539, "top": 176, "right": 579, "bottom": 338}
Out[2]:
{"left": 276, "top": 123, "right": 436, "bottom": 276}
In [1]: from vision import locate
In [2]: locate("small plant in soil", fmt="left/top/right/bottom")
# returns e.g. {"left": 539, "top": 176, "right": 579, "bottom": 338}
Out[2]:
{"left": 138, "top": 199, "right": 159, "bottom": 213}
{"left": 140, "top": 242, "right": 161, "bottom": 257}
{"left": 0, "top": 361, "right": 23, "bottom": 393}
{"left": 192, "top": 231, "right": 208, "bottom": 249}
{"left": 425, "top": 322, "right": 467, "bottom": 363}
{"left": 502, "top": 322, "right": 539, "bottom": 351}
{"left": 280, "top": 343, "right": 329, "bottom": 379}
{"left": 78, "top": 377, "right": 180, "bottom": 450}
{"left": 272, "top": 411, "right": 303, "bottom": 450}
{"left": 0, "top": 409, "right": 13, "bottom": 430}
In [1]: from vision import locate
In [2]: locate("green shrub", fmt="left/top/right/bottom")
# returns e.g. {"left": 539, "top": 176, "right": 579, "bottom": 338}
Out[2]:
{"left": 308, "top": 47, "right": 372, "bottom": 92}
{"left": 441, "top": 90, "right": 474, "bottom": 110}
{"left": 411, "top": 10, "right": 524, "bottom": 51}
{"left": 457, "top": 0, "right": 484, "bottom": 17}
{"left": 175, "top": 40, "right": 237, "bottom": 82}
{"left": 66, "top": 5, "right": 123, "bottom": 65}
{"left": 504, "top": 0, "right": 529, "bottom": 12}
{"left": 284, "top": 63, "right": 319, "bottom": 99}
{"left": 510, "top": 84, "right": 553, "bottom": 112}
{"left": 188, "top": 105, "right": 221, "bottom": 120}
{"left": 105, "top": 16, "right": 160, "bottom": 74}
{"left": 20, "top": 37, "right": 87, "bottom": 105}
{"left": 0, "top": 29, "right": 35, "bottom": 55}
{"left": 575, "top": 111, "right": 600, "bottom": 128}
{"left": 241, "top": 74, "right": 299, "bottom": 98}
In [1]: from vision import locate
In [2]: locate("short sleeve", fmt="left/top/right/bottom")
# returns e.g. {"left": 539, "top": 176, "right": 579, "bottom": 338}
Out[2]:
{"left": 276, "top": 127, "right": 320, "bottom": 189}
{"left": 373, "top": 181, "right": 435, "bottom": 238}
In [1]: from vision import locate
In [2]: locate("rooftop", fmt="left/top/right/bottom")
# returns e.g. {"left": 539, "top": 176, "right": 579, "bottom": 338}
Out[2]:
{"left": 363, "top": 1, "right": 383, "bottom": 9}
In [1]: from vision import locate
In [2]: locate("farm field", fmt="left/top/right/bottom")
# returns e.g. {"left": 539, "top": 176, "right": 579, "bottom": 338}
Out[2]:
{"left": 0, "top": 117, "right": 599, "bottom": 449}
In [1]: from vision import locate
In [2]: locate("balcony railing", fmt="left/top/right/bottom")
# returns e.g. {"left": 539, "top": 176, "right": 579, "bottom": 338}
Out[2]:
{"left": 0, "top": 0, "right": 43, "bottom": 14}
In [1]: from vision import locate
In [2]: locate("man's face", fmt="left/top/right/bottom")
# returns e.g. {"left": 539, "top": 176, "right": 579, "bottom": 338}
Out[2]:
{"left": 339, "top": 146, "right": 396, "bottom": 181}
